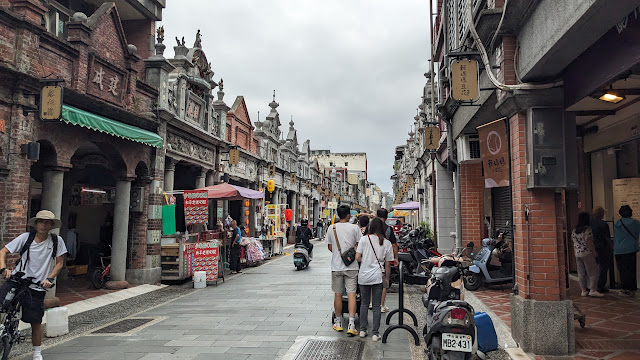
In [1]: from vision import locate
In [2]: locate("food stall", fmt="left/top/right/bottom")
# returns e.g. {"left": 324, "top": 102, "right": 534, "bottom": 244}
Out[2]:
{"left": 263, "top": 204, "right": 287, "bottom": 257}
{"left": 161, "top": 184, "right": 264, "bottom": 281}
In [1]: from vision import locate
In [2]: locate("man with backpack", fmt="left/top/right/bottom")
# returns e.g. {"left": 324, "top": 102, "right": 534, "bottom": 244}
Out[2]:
{"left": 296, "top": 219, "right": 314, "bottom": 259}
{"left": 0, "top": 210, "right": 67, "bottom": 360}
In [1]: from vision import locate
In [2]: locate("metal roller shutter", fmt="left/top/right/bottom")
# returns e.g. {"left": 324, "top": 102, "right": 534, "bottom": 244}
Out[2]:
{"left": 491, "top": 186, "right": 512, "bottom": 241}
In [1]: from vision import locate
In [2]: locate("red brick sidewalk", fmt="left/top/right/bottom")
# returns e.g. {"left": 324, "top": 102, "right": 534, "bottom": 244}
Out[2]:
{"left": 56, "top": 278, "right": 118, "bottom": 306}
{"left": 473, "top": 281, "right": 640, "bottom": 360}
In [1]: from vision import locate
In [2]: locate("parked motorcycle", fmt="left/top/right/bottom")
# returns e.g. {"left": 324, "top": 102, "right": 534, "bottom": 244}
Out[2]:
{"left": 423, "top": 255, "right": 477, "bottom": 360}
{"left": 395, "top": 229, "right": 441, "bottom": 285}
{"left": 464, "top": 222, "right": 513, "bottom": 291}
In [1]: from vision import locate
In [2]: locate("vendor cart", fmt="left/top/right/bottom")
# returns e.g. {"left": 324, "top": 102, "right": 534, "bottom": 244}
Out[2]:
{"left": 263, "top": 204, "right": 287, "bottom": 257}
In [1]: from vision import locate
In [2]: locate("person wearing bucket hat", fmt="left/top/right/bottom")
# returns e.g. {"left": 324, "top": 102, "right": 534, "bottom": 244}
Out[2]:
{"left": 0, "top": 210, "right": 67, "bottom": 360}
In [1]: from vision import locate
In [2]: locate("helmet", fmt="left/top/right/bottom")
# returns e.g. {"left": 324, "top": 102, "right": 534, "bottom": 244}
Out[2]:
{"left": 408, "top": 229, "right": 419, "bottom": 238}
{"left": 301, "top": 219, "right": 308, "bottom": 227}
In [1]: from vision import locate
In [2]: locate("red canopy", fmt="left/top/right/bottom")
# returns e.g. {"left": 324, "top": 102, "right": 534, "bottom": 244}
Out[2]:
{"left": 197, "top": 183, "right": 264, "bottom": 200}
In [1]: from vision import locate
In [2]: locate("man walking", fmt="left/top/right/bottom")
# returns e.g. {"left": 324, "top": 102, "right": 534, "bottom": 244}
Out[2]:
{"left": 316, "top": 217, "right": 324, "bottom": 239}
{"left": 325, "top": 204, "right": 361, "bottom": 336}
{"left": 376, "top": 208, "right": 398, "bottom": 313}
{"left": 0, "top": 210, "right": 67, "bottom": 360}
{"left": 591, "top": 207, "right": 613, "bottom": 293}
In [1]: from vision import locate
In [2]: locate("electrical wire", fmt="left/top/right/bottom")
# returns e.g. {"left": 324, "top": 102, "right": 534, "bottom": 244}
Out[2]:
{"left": 466, "top": 0, "right": 563, "bottom": 90}
{"left": 489, "top": 0, "right": 508, "bottom": 56}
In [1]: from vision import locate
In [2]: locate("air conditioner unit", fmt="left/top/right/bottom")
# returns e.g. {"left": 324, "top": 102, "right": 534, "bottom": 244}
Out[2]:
{"left": 456, "top": 135, "right": 481, "bottom": 163}
{"left": 130, "top": 187, "right": 145, "bottom": 213}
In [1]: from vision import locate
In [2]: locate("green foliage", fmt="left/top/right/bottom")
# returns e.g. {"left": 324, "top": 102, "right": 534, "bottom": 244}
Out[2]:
{"left": 420, "top": 221, "right": 435, "bottom": 241}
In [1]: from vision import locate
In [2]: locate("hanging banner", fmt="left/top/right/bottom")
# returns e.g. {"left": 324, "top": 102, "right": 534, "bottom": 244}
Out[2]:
{"left": 184, "top": 190, "right": 209, "bottom": 225}
{"left": 323, "top": 209, "right": 330, "bottom": 217}
{"left": 194, "top": 241, "right": 219, "bottom": 282}
{"left": 477, "top": 118, "right": 510, "bottom": 188}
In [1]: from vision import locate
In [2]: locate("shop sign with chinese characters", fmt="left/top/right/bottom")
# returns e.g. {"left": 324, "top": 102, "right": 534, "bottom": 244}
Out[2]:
{"left": 193, "top": 241, "right": 219, "bottom": 281}
{"left": 184, "top": 190, "right": 208, "bottom": 225}
{"left": 89, "top": 61, "right": 125, "bottom": 104}
{"left": 40, "top": 85, "right": 63, "bottom": 121}
{"left": 425, "top": 127, "right": 440, "bottom": 150}
{"left": 450, "top": 59, "right": 479, "bottom": 101}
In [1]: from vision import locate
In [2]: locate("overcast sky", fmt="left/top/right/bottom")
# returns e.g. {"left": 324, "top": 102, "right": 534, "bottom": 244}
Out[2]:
{"left": 161, "top": 1, "right": 430, "bottom": 193}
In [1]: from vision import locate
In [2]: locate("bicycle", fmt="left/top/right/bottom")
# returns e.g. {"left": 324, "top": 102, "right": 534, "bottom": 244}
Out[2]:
{"left": 91, "top": 253, "right": 111, "bottom": 289}
{"left": 0, "top": 271, "right": 53, "bottom": 360}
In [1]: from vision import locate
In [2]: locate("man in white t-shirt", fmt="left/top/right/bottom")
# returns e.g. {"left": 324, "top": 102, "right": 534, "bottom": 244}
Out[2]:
{"left": 325, "top": 205, "right": 361, "bottom": 336}
{"left": 0, "top": 210, "right": 68, "bottom": 360}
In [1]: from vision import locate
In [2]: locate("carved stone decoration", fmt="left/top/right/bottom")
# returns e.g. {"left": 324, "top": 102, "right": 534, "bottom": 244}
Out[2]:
{"left": 167, "top": 132, "right": 214, "bottom": 165}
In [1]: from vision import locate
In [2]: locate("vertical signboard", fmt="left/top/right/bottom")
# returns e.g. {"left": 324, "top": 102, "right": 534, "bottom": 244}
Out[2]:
{"left": 477, "top": 119, "right": 510, "bottom": 188}
{"left": 425, "top": 127, "right": 440, "bottom": 150}
{"left": 451, "top": 59, "right": 479, "bottom": 101}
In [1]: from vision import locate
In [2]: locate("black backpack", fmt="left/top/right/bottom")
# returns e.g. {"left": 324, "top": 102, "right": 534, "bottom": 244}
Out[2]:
{"left": 16, "top": 231, "right": 59, "bottom": 271}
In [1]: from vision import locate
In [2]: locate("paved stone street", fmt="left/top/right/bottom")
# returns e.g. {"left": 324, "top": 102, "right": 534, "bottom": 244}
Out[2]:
{"left": 22, "top": 240, "right": 414, "bottom": 360}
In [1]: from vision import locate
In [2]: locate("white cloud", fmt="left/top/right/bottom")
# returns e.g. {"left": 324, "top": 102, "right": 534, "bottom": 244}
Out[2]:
{"left": 161, "top": 0, "right": 429, "bottom": 193}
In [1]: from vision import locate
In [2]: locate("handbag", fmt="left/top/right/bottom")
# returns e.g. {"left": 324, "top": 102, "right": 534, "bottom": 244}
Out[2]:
{"left": 368, "top": 235, "right": 389, "bottom": 288}
{"left": 333, "top": 224, "right": 356, "bottom": 266}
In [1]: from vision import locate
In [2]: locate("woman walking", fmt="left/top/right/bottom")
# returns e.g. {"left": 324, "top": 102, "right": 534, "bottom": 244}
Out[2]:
{"left": 572, "top": 212, "right": 603, "bottom": 297}
{"left": 613, "top": 205, "right": 640, "bottom": 296}
{"left": 355, "top": 217, "right": 394, "bottom": 341}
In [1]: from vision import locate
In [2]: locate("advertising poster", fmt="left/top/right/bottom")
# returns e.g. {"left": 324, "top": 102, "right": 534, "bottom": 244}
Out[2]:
{"left": 194, "top": 241, "right": 219, "bottom": 281}
{"left": 184, "top": 190, "right": 208, "bottom": 225}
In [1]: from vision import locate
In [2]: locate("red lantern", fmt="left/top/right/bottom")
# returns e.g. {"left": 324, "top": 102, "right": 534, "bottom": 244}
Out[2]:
{"left": 245, "top": 210, "right": 250, "bottom": 216}
{"left": 285, "top": 208, "right": 293, "bottom": 222}
{"left": 244, "top": 200, "right": 251, "bottom": 207}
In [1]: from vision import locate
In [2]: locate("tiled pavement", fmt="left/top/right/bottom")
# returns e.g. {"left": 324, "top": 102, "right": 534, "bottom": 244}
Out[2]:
{"left": 28, "top": 240, "right": 416, "bottom": 360}
{"left": 473, "top": 280, "right": 640, "bottom": 360}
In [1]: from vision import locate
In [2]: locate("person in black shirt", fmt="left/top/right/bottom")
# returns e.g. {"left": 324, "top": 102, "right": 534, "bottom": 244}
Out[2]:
{"left": 591, "top": 207, "right": 613, "bottom": 293}
{"left": 296, "top": 219, "right": 313, "bottom": 259}
{"left": 376, "top": 208, "right": 397, "bottom": 313}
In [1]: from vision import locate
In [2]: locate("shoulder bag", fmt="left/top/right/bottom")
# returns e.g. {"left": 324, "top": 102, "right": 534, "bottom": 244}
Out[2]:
{"left": 333, "top": 224, "right": 356, "bottom": 266}
{"left": 368, "top": 235, "right": 389, "bottom": 288}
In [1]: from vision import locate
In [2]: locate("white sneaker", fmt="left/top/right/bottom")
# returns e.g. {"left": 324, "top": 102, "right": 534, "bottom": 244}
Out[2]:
{"left": 372, "top": 334, "right": 381, "bottom": 342}
{"left": 33, "top": 354, "right": 43, "bottom": 360}
{"left": 347, "top": 322, "right": 358, "bottom": 336}
{"left": 381, "top": 305, "right": 390, "bottom": 313}
{"left": 368, "top": 303, "right": 373, "bottom": 309}
{"left": 359, "top": 330, "right": 367, "bottom": 338}
{"left": 581, "top": 290, "right": 588, "bottom": 297}
{"left": 589, "top": 290, "right": 604, "bottom": 298}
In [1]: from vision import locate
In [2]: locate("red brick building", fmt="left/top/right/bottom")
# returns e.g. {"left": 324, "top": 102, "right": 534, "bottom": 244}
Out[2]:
{"left": 226, "top": 96, "right": 258, "bottom": 155}
{"left": 0, "top": 0, "right": 166, "bottom": 289}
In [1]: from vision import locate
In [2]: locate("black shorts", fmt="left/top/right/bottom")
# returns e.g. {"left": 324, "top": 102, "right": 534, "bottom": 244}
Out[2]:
{"left": 0, "top": 281, "right": 45, "bottom": 324}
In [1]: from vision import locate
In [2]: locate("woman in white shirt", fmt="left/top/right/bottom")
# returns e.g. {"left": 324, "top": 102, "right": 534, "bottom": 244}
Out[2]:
{"left": 355, "top": 217, "right": 394, "bottom": 341}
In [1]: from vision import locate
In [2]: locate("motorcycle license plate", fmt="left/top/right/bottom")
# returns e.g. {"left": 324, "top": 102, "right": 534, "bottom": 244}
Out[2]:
{"left": 442, "top": 333, "right": 472, "bottom": 352}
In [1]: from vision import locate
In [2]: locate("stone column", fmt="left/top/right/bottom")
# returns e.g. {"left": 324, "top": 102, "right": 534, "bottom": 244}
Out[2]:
{"left": 163, "top": 158, "right": 175, "bottom": 192}
{"left": 206, "top": 171, "right": 216, "bottom": 229}
{"left": 111, "top": 179, "right": 132, "bottom": 285}
{"left": 41, "top": 167, "right": 66, "bottom": 235}
{"left": 40, "top": 167, "right": 66, "bottom": 303}
{"left": 196, "top": 168, "right": 207, "bottom": 189}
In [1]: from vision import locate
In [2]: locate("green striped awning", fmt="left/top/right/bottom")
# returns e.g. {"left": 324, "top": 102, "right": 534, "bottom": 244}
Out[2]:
{"left": 62, "top": 105, "right": 163, "bottom": 148}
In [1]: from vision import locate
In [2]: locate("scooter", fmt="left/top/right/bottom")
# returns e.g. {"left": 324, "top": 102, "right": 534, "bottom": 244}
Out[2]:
{"left": 464, "top": 223, "right": 513, "bottom": 291}
{"left": 423, "top": 255, "right": 477, "bottom": 360}
{"left": 293, "top": 244, "right": 311, "bottom": 270}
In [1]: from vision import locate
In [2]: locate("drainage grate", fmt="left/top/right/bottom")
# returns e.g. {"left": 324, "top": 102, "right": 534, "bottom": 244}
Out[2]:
{"left": 294, "top": 339, "right": 364, "bottom": 360}
{"left": 92, "top": 318, "right": 154, "bottom": 334}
